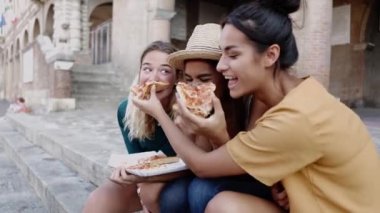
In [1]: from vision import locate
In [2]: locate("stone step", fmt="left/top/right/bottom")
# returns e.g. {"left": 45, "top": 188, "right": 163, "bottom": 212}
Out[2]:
{"left": 0, "top": 118, "right": 96, "bottom": 213}
{"left": 5, "top": 112, "right": 124, "bottom": 186}
{"left": 72, "top": 71, "right": 116, "bottom": 84}
{"left": 72, "top": 63, "right": 114, "bottom": 74}
{"left": 73, "top": 97, "right": 124, "bottom": 111}
{"left": 72, "top": 81, "right": 125, "bottom": 95}
{"left": 0, "top": 143, "right": 48, "bottom": 213}
{"left": 72, "top": 94, "right": 125, "bottom": 107}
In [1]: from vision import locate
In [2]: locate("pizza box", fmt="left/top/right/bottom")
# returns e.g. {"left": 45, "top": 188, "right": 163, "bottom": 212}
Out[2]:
{"left": 107, "top": 151, "right": 188, "bottom": 177}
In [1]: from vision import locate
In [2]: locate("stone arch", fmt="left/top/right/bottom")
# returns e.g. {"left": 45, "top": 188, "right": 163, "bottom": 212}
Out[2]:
{"left": 9, "top": 45, "right": 13, "bottom": 62}
{"left": 23, "top": 30, "right": 29, "bottom": 48}
{"left": 33, "top": 19, "right": 41, "bottom": 40}
{"left": 14, "top": 39, "right": 21, "bottom": 96}
{"left": 6, "top": 48, "right": 9, "bottom": 63}
{"left": 88, "top": 0, "right": 113, "bottom": 20}
{"left": 89, "top": 2, "right": 113, "bottom": 30}
{"left": 15, "top": 39, "right": 20, "bottom": 56}
{"left": 45, "top": 4, "right": 54, "bottom": 39}
{"left": 89, "top": 2, "right": 113, "bottom": 64}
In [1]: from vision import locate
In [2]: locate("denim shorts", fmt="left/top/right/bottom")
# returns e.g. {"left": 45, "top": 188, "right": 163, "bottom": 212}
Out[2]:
{"left": 159, "top": 174, "right": 272, "bottom": 213}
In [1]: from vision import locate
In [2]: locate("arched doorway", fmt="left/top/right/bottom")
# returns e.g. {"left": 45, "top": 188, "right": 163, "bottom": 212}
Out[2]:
{"left": 171, "top": 0, "right": 250, "bottom": 49}
{"left": 23, "top": 30, "right": 29, "bottom": 49}
{"left": 89, "top": 2, "right": 113, "bottom": 64}
{"left": 45, "top": 4, "right": 54, "bottom": 40}
{"left": 0, "top": 50, "right": 5, "bottom": 98}
{"left": 364, "top": 0, "right": 380, "bottom": 107}
{"left": 33, "top": 19, "right": 41, "bottom": 40}
{"left": 7, "top": 45, "right": 14, "bottom": 99}
{"left": 15, "top": 39, "right": 21, "bottom": 97}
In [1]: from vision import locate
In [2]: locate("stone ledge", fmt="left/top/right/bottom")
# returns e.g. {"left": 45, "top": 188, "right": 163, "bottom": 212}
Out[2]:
{"left": 47, "top": 98, "right": 76, "bottom": 112}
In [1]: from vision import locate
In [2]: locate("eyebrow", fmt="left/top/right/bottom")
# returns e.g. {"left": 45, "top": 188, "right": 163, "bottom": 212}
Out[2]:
{"left": 223, "top": 45, "right": 238, "bottom": 52}
{"left": 185, "top": 73, "right": 212, "bottom": 78}
{"left": 161, "top": 64, "right": 172, "bottom": 68}
{"left": 141, "top": 63, "right": 171, "bottom": 68}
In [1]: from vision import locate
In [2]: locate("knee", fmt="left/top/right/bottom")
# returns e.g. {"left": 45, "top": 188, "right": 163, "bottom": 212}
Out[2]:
{"left": 85, "top": 182, "right": 114, "bottom": 206}
{"left": 205, "top": 193, "right": 235, "bottom": 213}
{"left": 204, "top": 193, "right": 225, "bottom": 213}
{"left": 83, "top": 182, "right": 114, "bottom": 213}
{"left": 83, "top": 180, "right": 139, "bottom": 213}
{"left": 139, "top": 185, "right": 159, "bottom": 209}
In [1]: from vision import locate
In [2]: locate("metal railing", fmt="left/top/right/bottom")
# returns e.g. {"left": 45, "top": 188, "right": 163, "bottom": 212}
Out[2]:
{"left": 90, "top": 20, "right": 112, "bottom": 64}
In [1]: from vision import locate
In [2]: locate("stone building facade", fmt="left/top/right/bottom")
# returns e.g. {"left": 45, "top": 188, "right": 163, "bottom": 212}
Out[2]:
{"left": 0, "top": 0, "right": 379, "bottom": 111}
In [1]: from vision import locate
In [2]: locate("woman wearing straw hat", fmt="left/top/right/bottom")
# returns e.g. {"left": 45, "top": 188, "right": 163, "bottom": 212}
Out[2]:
{"left": 158, "top": 23, "right": 274, "bottom": 213}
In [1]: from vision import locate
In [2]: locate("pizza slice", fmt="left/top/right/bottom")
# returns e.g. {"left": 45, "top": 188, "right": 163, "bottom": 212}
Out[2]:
{"left": 175, "top": 82, "right": 216, "bottom": 117}
{"left": 131, "top": 81, "right": 170, "bottom": 100}
{"left": 126, "top": 156, "right": 180, "bottom": 170}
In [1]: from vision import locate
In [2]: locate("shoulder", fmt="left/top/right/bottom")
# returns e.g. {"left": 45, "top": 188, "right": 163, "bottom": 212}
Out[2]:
{"left": 117, "top": 99, "right": 128, "bottom": 121}
{"left": 117, "top": 99, "right": 128, "bottom": 114}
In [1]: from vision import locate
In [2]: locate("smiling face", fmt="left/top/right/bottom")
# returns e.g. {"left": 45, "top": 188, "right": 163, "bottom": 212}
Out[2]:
{"left": 139, "top": 50, "right": 176, "bottom": 104}
{"left": 217, "top": 24, "right": 268, "bottom": 98}
{"left": 183, "top": 59, "right": 225, "bottom": 99}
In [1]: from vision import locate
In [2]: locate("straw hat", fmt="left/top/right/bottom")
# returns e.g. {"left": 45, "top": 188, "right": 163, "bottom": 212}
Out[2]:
{"left": 168, "top": 23, "right": 222, "bottom": 71}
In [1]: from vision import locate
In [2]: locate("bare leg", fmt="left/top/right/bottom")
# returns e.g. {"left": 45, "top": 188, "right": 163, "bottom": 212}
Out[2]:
{"left": 205, "top": 191, "right": 283, "bottom": 213}
{"left": 82, "top": 180, "right": 142, "bottom": 213}
{"left": 138, "top": 182, "right": 166, "bottom": 213}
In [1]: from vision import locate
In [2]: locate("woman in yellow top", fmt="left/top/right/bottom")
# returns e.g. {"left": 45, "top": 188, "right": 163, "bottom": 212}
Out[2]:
{"left": 132, "top": 0, "right": 380, "bottom": 212}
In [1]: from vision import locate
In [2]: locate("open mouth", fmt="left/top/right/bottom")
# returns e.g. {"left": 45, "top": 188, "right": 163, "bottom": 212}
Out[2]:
{"left": 224, "top": 76, "right": 238, "bottom": 89}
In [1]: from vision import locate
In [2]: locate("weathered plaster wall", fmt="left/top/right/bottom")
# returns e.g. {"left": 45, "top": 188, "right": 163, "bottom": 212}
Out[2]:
{"left": 364, "top": 0, "right": 380, "bottom": 107}
{"left": 330, "top": 0, "right": 369, "bottom": 106}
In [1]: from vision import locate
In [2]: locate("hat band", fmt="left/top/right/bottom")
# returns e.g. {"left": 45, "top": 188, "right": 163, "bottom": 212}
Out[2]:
{"left": 187, "top": 45, "right": 221, "bottom": 53}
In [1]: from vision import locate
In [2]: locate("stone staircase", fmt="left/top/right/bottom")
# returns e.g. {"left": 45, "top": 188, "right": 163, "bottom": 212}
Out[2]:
{"left": 0, "top": 130, "right": 48, "bottom": 213}
{"left": 71, "top": 63, "right": 127, "bottom": 109}
{"left": 0, "top": 106, "right": 125, "bottom": 212}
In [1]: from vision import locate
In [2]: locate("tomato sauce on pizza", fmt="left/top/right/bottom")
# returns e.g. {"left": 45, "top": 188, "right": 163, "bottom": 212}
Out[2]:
{"left": 175, "top": 82, "right": 216, "bottom": 117}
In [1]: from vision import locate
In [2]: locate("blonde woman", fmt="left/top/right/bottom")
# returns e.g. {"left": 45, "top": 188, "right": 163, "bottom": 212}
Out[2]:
{"left": 83, "top": 41, "right": 183, "bottom": 213}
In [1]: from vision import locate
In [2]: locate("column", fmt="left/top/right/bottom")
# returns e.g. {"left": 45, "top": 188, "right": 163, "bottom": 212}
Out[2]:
{"left": 292, "top": 0, "right": 332, "bottom": 88}
{"left": 148, "top": 0, "right": 176, "bottom": 42}
{"left": 68, "top": 0, "right": 81, "bottom": 52}
{"left": 0, "top": 53, "right": 4, "bottom": 98}
{"left": 53, "top": 0, "right": 70, "bottom": 52}
{"left": 81, "top": 0, "right": 90, "bottom": 51}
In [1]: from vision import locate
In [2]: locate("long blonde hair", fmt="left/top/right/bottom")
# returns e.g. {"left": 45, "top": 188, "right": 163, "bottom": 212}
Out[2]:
{"left": 123, "top": 41, "right": 178, "bottom": 140}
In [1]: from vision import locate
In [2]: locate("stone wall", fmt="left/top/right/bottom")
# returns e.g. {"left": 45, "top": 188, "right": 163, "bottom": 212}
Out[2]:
{"left": 363, "top": 0, "right": 380, "bottom": 107}
{"left": 329, "top": 0, "right": 370, "bottom": 106}
{"left": 21, "top": 41, "right": 52, "bottom": 108}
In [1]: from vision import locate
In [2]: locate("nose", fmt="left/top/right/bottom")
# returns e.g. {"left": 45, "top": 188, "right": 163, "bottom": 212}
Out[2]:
{"left": 216, "top": 57, "right": 228, "bottom": 73}
{"left": 148, "top": 69, "right": 160, "bottom": 82}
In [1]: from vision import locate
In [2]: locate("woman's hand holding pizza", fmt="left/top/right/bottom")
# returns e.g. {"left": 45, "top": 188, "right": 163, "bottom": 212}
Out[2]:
{"left": 175, "top": 93, "right": 230, "bottom": 144}
{"left": 132, "top": 85, "right": 166, "bottom": 119}
{"left": 109, "top": 166, "right": 145, "bottom": 185}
